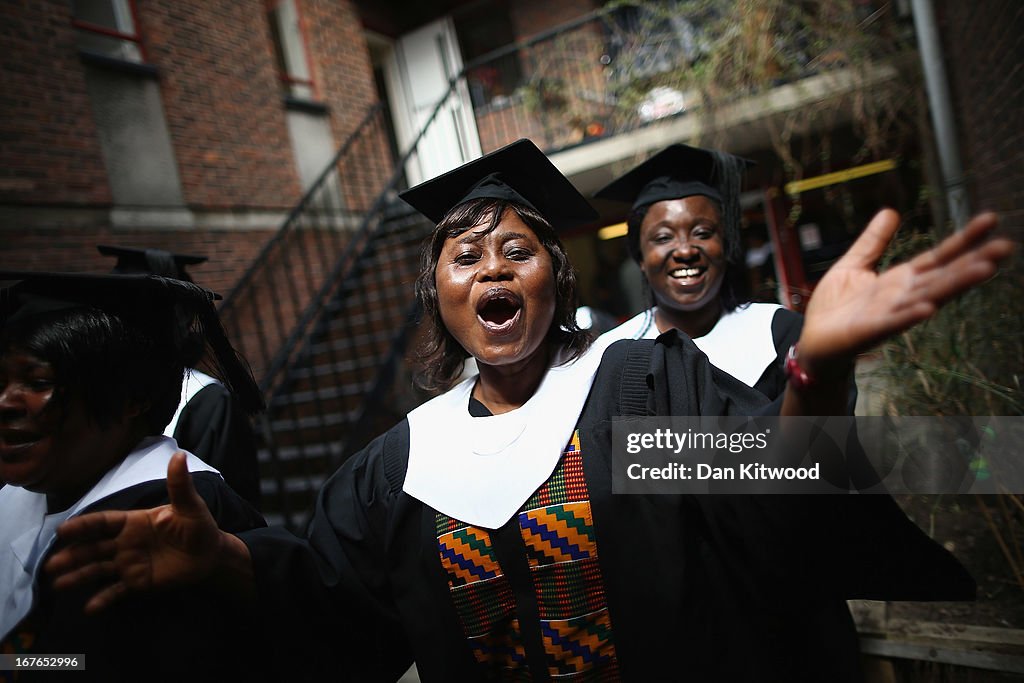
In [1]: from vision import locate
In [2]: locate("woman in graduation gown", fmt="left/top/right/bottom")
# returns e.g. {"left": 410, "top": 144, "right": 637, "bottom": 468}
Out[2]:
{"left": 0, "top": 272, "right": 268, "bottom": 682}
{"left": 45, "top": 140, "right": 1012, "bottom": 682}
{"left": 98, "top": 244, "right": 263, "bottom": 509}
{"left": 596, "top": 144, "right": 801, "bottom": 399}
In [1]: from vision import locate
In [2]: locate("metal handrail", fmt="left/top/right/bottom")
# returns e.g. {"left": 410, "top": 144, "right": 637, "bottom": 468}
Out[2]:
{"left": 219, "top": 102, "right": 384, "bottom": 317}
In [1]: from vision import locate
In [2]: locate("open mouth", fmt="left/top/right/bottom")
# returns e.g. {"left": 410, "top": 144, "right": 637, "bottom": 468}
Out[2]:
{"left": 669, "top": 266, "right": 706, "bottom": 282}
{"left": 0, "top": 429, "right": 41, "bottom": 460}
{"left": 476, "top": 288, "right": 523, "bottom": 334}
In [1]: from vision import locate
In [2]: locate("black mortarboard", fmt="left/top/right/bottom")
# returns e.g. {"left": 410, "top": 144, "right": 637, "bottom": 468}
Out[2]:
{"left": 0, "top": 271, "right": 263, "bottom": 414}
{"left": 398, "top": 139, "right": 598, "bottom": 231}
{"left": 98, "top": 244, "right": 207, "bottom": 282}
{"left": 594, "top": 143, "right": 753, "bottom": 211}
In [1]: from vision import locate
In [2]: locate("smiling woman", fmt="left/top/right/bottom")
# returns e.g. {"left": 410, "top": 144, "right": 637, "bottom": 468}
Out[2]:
{"left": 0, "top": 272, "right": 268, "bottom": 680}
{"left": 39, "top": 140, "right": 1014, "bottom": 682}
{"left": 597, "top": 144, "right": 802, "bottom": 399}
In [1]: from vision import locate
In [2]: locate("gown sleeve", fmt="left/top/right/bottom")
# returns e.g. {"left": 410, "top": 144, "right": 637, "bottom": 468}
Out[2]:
{"left": 18, "top": 475, "right": 270, "bottom": 683}
{"left": 639, "top": 330, "right": 973, "bottom": 603}
{"left": 238, "top": 423, "right": 414, "bottom": 682}
{"left": 174, "top": 383, "right": 262, "bottom": 510}
{"left": 750, "top": 307, "right": 802, "bottom": 398}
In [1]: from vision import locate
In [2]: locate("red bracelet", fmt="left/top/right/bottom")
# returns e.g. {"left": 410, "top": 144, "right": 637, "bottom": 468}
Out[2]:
{"left": 784, "top": 343, "right": 816, "bottom": 391}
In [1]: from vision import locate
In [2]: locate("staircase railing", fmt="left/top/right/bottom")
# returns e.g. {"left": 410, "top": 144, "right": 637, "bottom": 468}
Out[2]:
{"left": 219, "top": 103, "right": 391, "bottom": 390}
{"left": 218, "top": 71, "right": 477, "bottom": 528}
{"left": 215, "top": 2, "right": 912, "bottom": 530}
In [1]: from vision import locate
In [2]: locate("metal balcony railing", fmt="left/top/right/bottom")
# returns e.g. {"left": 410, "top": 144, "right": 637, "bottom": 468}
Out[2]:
{"left": 461, "top": 0, "right": 911, "bottom": 155}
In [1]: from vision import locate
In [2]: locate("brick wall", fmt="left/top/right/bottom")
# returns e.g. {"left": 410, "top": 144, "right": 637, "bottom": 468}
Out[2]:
{"left": 0, "top": 1, "right": 112, "bottom": 206}
{"left": 303, "top": 0, "right": 390, "bottom": 211}
{"left": 0, "top": 228, "right": 272, "bottom": 301}
{"left": 0, "top": 0, "right": 387, "bottom": 277}
{"left": 938, "top": 0, "right": 1024, "bottom": 239}
{"left": 1, "top": 0, "right": 386, "bottom": 215}
{"left": 509, "top": 0, "right": 599, "bottom": 38}
{"left": 140, "top": 0, "right": 302, "bottom": 210}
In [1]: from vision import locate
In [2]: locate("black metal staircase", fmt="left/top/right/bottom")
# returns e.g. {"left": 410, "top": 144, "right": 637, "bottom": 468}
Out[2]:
{"left": 253, "top": 204, "right": 433, "bottom": 528}
{"left": 217, "top": 87, "right": 465, "bottom": 529}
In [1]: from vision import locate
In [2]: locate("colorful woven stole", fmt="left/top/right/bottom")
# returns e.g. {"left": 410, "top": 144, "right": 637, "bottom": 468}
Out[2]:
{"left": 436, "top": 431, "right": 620, "bottom": 680}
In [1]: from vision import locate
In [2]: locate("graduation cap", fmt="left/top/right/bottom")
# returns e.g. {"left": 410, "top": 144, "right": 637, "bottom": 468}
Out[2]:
{"left": 594, "top": 143, "right": 753, "bottom": 210}
{"left": 98, "top": 244, "right": 207, "bottom": 282}
{"left": 594, "top": 144, "right": 753, "bottom": 263}
{"left": 398, "top": 139, "right": 598, "bottom": 231}
{"left": 0, "top": 271, "right": 264, "bottom": 414}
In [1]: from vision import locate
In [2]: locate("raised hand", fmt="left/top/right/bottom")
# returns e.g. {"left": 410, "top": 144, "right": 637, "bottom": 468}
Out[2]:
{"left": 44, "top": 451, "right": 246, "bottom": 614}
{"left": 797, "top": 210, "right": 1014, "bottom": 377}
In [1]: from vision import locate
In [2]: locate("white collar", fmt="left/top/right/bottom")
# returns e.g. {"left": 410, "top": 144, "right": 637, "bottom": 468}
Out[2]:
{"left": 598, "top": 308, "right": 655, "bottom": 343}
{"left": 164, "top": 369, "right": 220, "bottom": 437}
{"left": 405, "top": 343, "right": 609, "bottom": 529}
{"left": 599, "top": 304, "right": 781, "bottom": 387}
{"left": 0, "top": 437, "right": 218, "bottom": 640}
{"left": 693, "top": 303, "right": 781, "bottom": 386}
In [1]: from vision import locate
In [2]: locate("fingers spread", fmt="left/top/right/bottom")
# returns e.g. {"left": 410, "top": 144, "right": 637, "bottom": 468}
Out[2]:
{"left": 839, "top": 209, "right": 901, "bottom": 269}
{"left": 55, "top": 510, "right": 128, "bottom": 545}
{"left": 45, "top": 537, "right": 119, "bottom": 577}
{"left": 907, "top": 238, "right": 1014, "bottom": 307}
{"left": 911, "top": 213, "right": 1003, "bottom": 273}
{"left": 49, "top": 556, "right": 119, "bottom": 592}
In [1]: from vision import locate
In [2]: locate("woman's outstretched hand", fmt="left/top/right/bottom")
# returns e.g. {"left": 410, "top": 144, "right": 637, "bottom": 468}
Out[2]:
{"left": 44, "top": 451, "right": 252, "bottom": 614}
{"left": 797, "top": 210, "right": 1014, "bottom": 377}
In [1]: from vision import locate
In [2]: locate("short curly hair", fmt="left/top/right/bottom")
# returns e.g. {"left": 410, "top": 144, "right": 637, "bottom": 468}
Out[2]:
{"left": 414, "top": 198, "right": 591, "bottom": 391}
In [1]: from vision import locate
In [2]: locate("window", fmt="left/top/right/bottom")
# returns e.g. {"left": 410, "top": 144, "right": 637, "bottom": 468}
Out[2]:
{"left": 453, "top": 3, "right": 523, "bottom": 109}
{"left": 267, "top": 0, "right": 317, "bottom": 101}
{"left": 72, "top": 0, "right": 145, "bottom": 63}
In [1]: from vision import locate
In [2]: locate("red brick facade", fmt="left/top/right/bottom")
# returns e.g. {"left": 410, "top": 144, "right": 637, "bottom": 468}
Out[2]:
{"left": 0, "top": 228, "right": 267, "bottom": 302}
{"left": 140, "top": 1, "right": 302, "bottom": 209}
{"left": 938, "top": 0, "right": 1024, "bottom": 239}
{"left": 0, "top": 1, "right": 113, "bottom": 206}
{"left": 509, "top": 0, "right": 599, "bottom": 37}
{"left": 0, "top": 0, "right": 383, "bottom": 299}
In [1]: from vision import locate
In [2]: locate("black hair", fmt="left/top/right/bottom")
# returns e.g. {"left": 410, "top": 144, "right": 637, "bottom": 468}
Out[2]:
{"left": 0, "top": 306, "right": 183, "bottom": 434}
{"left": 414, "top": 198, "right": 592, "bottom": 391}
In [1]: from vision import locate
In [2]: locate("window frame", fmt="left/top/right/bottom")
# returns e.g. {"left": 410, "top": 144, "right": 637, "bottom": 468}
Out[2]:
{"left": 266, "top": 0, "right": 320, "bottom": 102}
{"left": 71, "top": 0, "right": 148, "bottom": 64}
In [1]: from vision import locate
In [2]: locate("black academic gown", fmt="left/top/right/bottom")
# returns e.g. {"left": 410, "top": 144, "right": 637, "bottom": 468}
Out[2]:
{"left": 1, "top": 475, "right": 269, "bottom": 683}
{"left": 173, "top": 381, "right": 262, "bottom": 510}
{"left": 241, "top": 335, "right": 973, "bottom": 682}
{"left": 605, "top": 305, "right": 804, "bottom": 400}
{"left": 752, "top": 307, "right": 802, "bottom": 399}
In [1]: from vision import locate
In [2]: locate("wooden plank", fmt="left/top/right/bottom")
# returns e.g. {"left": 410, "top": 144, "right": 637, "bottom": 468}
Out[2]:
{"left": 859, "top": 638, "right": 1024, "bottom": 674}
{"left": 883, "top": 619, "right": 1024, "bottom": 648}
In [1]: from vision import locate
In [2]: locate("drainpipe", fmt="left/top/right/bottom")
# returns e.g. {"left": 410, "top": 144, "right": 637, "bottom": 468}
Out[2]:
{"left": 911, "top": 0, "right": 970, "bottom": 229}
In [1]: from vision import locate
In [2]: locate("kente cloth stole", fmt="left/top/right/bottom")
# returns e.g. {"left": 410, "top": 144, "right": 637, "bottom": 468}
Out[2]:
{"left": 435, "top": 431, "right": 621, "bottom": 681}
